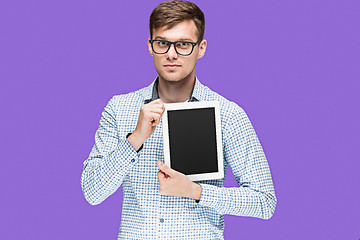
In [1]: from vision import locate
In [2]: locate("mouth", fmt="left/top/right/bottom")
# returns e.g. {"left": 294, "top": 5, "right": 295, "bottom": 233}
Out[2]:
{"left": 164, "top": 64, "right": 181, "bottom": 70}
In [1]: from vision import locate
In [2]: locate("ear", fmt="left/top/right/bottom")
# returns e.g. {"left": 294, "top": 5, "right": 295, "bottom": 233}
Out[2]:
{"left": 148, "top": 38, "right": 154, "bottom": 56}
{"left": 197, "top": 39, "right": 207, "bottom": 59}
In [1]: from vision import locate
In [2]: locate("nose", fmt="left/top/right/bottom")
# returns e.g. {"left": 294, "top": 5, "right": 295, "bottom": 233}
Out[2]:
{"left": 166, "top": 43, "right": 178, "bottom": 60}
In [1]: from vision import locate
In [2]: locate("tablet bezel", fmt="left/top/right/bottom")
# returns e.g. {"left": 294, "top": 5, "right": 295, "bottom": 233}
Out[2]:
{"left": 162, "top": 100, "right": 224, "bottom": 181}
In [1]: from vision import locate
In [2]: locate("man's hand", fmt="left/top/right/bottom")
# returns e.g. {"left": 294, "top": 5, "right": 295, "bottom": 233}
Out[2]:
{"left": 127, "top": 99, "right": 165, "bottom": 151}
{"left": 157, "top": 160, "right": 202, "bottom": 200}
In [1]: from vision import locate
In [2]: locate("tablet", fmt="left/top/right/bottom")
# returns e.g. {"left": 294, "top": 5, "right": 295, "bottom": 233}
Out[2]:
{"left": 162, "top": 101, "right": 224, "bottom": 181}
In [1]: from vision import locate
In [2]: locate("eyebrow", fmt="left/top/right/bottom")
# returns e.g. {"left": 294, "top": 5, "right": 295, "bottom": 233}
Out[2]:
{"left": 154, "top": 36, "right": 195, "bottom": 42}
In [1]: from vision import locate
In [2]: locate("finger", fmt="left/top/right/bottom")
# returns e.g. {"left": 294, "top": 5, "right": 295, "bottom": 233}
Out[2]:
{"left": 157, "top": 160, "right": 175, "bottom": 177}
{"left": 152, "top": 99, "right": 163, "bottom": 103}
{"left": 149, "top": 99, "right": 164, "bottom": 105}
{"left": 148, "top": 100, "right": 165, "bottom": 111}
{"left": 157, "top": 170, "right": 166, "bottom": 180}
{"left": 142, "top": 104, "right": 163, "bottom": 115}
{"left": 149, "top": 107, "right": 165, "bottom": 115}
{"left": 149, "top": 112, "right": 161, "bottom": 126}
{"left": 147, "top": 112, "right": 160, "bottom": 121}
{"left": 149, "top": 101, "right": 165, "bottom": 110}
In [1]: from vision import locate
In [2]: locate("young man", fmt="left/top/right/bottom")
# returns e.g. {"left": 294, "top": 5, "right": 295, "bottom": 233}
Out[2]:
{"left": 81, "top": 1, "right": 276, "bottom": 239}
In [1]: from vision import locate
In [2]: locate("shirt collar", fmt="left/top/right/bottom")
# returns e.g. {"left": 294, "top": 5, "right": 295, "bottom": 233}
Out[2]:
{"left": 143, "top": 76, "right": 205, "bottom": 104}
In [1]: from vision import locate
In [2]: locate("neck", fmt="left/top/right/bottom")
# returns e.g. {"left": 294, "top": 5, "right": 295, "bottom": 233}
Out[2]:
{"left": 157, "top": 75, "right": 195, "bottom": 103}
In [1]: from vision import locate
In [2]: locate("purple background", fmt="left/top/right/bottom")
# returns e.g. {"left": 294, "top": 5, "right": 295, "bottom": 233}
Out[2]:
{"left": 1, "top": 0, "right": 359, "bottom": 239}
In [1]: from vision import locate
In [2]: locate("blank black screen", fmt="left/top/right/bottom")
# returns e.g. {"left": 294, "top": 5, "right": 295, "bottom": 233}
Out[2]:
{"left": 167, "top": 107, "right": 218, "bottom": 175}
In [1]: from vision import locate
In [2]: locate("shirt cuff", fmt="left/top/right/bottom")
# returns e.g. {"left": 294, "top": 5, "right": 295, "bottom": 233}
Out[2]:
{"left": 195, "top": 183, "right": 222, "bottom": 208}
{"left": 107, "top": 135, "right": 142, "bottom": 177}
{"left": 126, "top": 132, "right": 143, "bottom": 152}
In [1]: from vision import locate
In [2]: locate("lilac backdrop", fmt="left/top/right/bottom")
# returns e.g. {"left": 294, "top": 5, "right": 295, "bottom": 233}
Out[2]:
{"left": 1, "top": 0, "right": 359, "bottom": 239}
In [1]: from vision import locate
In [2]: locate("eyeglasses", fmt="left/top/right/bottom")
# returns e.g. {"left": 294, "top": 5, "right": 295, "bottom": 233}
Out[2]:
{"left": 149, "top": 39, "right": 199, "bottom": 56}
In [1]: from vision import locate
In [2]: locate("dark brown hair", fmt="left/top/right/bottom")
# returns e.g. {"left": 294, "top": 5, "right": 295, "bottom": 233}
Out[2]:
{"left": 149, "top": 0, "right": 205, "bottom": 42}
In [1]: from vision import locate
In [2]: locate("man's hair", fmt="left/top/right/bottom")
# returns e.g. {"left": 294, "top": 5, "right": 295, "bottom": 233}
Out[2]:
{"left": 149, "top": 0, "right": 205, "bottom": 42}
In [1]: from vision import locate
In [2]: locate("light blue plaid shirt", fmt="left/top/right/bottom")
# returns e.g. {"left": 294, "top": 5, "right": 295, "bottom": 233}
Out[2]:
{"left": 81, "top": 77, "right": 276, "bottom": 239}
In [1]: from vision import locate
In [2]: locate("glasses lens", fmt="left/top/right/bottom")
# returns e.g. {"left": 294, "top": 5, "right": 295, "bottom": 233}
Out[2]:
{"left": 152, "top": 40, "right": 169, "bottom": 54}
{"left": 152, "top": 40, "right": 194, "bottom": 55}
{"left": 175, "top": 42, "right": 193, "bottom": 55}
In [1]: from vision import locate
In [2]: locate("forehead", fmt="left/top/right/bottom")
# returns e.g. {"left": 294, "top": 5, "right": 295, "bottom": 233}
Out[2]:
{"left": 152, "top": 20, "right": 198, "bottom": 41}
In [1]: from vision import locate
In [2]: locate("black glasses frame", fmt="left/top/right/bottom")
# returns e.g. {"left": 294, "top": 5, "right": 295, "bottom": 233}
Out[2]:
{"left": 149, "top": 39, "right": 199, "bottom": 56}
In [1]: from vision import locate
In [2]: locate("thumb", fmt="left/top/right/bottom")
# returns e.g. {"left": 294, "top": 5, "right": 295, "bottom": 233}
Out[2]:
{"left": 157, "top": 160, "right": 174, "bottom": 177}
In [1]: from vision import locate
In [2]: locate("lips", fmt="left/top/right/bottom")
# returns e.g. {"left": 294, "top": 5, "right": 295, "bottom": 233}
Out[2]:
{"left": 164, "top": 64, "right": 181, "bottom": 70}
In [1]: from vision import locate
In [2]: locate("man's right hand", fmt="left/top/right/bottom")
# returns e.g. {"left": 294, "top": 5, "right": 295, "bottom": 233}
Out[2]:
{"left": 127, "top": 99, "right": 165, "bottom": 151}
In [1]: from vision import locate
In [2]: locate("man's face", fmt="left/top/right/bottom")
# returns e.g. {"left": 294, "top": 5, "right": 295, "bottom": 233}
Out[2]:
{"left": 148, "top": 20, "right": 207, "bottom": 83}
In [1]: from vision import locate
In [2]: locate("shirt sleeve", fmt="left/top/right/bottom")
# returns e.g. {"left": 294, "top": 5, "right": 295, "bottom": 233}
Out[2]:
{"left": 197, "top": 105, "right": 277, "bottom": 219}
{"left": 81, "top": 96, "right": 140, "bottom": 205}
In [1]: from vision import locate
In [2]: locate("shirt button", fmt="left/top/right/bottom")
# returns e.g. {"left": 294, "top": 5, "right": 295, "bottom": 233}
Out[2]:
{"left": 131, "top": 159, "right": 135, "bottom": 163}
{"left": 159, "top": 218, "right": 164, "bottom": 223}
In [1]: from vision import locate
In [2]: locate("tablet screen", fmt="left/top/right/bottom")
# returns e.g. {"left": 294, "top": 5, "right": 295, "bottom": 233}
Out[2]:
{"left": 167, "top": 107, "right": 219, "bottom": 175}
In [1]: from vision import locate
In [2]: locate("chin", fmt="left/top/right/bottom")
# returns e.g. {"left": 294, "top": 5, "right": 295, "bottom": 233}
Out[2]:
{"left": 159, "top": 72, "right": 184, "bottom": 82}
{"left": 164, "top": 77, "right": 182, "bottom": 82}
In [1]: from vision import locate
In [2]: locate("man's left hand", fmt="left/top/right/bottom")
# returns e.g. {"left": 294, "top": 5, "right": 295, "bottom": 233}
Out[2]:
{"left": 157, "top": 160, "right": 201, "bottom": 201}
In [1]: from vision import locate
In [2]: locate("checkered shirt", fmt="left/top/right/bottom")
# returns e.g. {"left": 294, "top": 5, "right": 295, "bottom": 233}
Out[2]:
{"left": 81, "top": 77, "right": 277, "bottom": 239}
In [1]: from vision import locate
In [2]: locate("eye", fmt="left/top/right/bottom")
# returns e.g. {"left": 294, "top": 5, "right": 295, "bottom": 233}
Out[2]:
{"left": 177, "top": 42, "right": 190, "bottom": 48}
{"left": 158, "top": 41, "right": 168, "bottom": 47}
